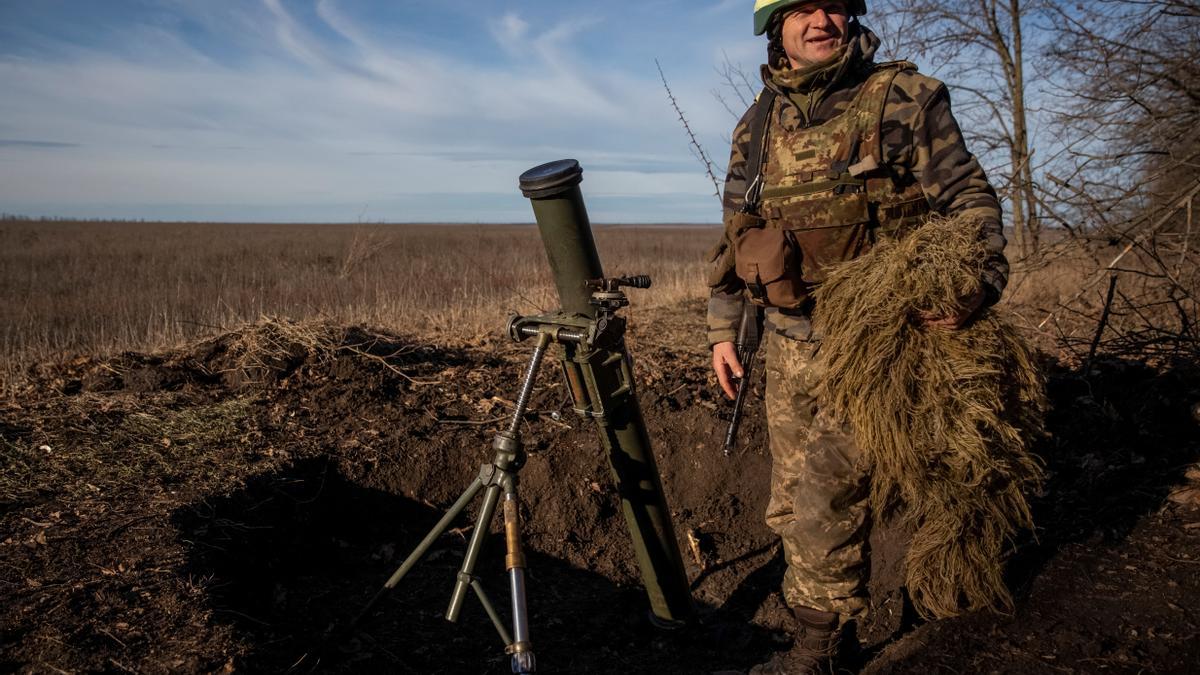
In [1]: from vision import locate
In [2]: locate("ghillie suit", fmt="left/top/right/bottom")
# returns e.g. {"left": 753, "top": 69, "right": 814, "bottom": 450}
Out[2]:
{"left": 813, "top": 213, "right": 1046, "bottom": 619}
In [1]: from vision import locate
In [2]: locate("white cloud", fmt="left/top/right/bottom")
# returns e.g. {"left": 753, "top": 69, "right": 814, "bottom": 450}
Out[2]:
{"left": 490, "top": 12, "right": 530, "bottom": 56}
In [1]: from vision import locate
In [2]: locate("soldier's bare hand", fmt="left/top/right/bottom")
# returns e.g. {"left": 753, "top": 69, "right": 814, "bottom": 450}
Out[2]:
{"left": 712, "top": 341, "right": 744, "bottom": 400}
{"left": 919, "top": 287, "right": 986, "bottom": 330}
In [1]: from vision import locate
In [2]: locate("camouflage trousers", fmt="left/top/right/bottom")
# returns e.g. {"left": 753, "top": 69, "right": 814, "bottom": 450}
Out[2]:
{"left": 765, "top": 333, "right": 870, "bottom": 619}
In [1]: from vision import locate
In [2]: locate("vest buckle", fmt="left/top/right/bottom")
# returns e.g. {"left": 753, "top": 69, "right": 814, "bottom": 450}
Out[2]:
{"left": 742, "top": 174, "right": 764, "bottom": 213}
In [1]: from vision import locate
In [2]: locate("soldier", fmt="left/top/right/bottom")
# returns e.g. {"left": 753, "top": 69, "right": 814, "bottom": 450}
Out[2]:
{"left": 706, "top": 1, "right": 1009, "bottom": 672}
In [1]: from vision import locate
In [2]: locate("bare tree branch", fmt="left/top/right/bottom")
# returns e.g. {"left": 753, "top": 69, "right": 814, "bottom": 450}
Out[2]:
{"left": 656, "top": 58, "right": 723, "bottom": 206}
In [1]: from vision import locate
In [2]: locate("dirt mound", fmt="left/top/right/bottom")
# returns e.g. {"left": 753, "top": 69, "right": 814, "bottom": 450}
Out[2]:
{"left": 3, "top": 306, "right": 1200, "bottom": 673}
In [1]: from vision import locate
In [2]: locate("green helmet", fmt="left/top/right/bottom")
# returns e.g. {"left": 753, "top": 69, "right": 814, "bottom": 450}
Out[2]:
{"left": 753, "top": 0, "right": 867, "bottom": 36}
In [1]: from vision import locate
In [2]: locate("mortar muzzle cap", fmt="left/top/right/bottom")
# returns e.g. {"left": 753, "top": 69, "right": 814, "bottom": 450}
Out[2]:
{"left": 519, "top": 159, "right": 584, "bottom": 199}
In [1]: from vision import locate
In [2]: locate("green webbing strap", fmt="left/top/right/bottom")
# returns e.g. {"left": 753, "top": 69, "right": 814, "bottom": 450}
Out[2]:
{"left": 741, "top": 88, "right": 777, "bottom": 214}
{"left": 760, "top": 175, "right": 865, "bottom": 200}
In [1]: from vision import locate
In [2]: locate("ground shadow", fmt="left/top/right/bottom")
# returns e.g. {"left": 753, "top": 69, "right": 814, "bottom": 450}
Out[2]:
{"left": 1008, "top": 358, "right": 1200, "bottom": 590}
{"left": 862, "top": 358, "right": 1200, "bottom": 673}
{"left": 172, "top": 456, "right": 781, "bottom": 673}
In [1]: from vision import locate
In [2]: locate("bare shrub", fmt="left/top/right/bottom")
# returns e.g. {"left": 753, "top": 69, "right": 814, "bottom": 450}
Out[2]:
{"left": 338, "top": 227, "right": 394, "bottom": 279}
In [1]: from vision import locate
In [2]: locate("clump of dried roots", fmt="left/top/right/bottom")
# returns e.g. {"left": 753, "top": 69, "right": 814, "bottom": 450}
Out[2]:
{"left": 813, "top": 214, "right": 1046, "bottom": 619}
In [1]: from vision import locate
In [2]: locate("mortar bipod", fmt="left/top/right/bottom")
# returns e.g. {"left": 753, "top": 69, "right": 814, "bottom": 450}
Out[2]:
{"left": 349, "top": 331, "right": 552, "bottom": 675}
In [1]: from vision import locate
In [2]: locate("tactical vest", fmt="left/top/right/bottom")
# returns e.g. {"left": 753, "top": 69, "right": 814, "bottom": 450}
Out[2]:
{"left": 733, "top": 62, "right": 930, "bottom": 309}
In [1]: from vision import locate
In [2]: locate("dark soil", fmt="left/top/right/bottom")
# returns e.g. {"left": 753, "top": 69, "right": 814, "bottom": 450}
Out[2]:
{"left": 2, "top": 302, "right": 1199, "bottom": 674}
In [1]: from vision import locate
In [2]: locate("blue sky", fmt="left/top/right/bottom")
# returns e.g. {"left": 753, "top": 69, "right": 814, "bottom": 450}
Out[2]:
{"left": 0, "top": 0, "right": 767, "bottom": 222}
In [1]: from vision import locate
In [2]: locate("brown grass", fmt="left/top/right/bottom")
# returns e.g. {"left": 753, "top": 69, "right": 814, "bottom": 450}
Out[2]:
{"left": 0, "top": 221, "right": 716, "bottom": 390}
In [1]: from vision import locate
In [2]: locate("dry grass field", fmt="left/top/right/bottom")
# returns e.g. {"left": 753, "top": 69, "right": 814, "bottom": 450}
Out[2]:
{"left": 0, "top": 220, "right": 716, "bottom": 391}
{"left": 5, "top": 218, "right": 1193, "bottom": 394}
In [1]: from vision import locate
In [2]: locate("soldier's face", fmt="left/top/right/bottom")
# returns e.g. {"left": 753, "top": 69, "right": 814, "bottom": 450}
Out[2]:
{"left": 779, "top": 1, "right": 851, "bottom": 67}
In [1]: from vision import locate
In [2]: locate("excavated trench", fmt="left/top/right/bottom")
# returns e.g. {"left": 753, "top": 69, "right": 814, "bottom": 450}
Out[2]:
{"left": 3, "top": 316, "right": 1200, "bottom": 673}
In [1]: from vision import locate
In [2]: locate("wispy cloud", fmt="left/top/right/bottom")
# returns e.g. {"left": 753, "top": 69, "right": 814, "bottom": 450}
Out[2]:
{"left": 0, "top": 0, "right": 757, "bottom": 221}
{"left": 262, "top": 0, "right": 330, "bottom": 69}
{"left": 0, "top": 139, "right": 80, "bottom": 148}
{"left": 489, "top": 12, "right": 530, "bottom": 56}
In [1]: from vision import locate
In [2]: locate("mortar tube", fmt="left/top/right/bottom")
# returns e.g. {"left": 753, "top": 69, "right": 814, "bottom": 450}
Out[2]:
{"left": 519, "top": 160, "right": 603, "bottom": 318}
{"left": 518, "top": 159, "right": 694, "bottom": 624}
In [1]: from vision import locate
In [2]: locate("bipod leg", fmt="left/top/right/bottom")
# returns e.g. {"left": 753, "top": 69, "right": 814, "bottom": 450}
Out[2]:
{"left": 446, "top": 481, "right": 503, "bottom": 622}
{"left": 349, "top": 476, "right": 485, "bottom": 628}
{"left": 504, "top": 484, "right": 535, "bottom": 673}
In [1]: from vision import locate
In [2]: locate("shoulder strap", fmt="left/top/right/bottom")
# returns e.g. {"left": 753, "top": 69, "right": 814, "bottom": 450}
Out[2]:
{"left": 855, "top": 62, "right": 917, "bottom": 170}
{"left": 740, "top": 88, "right": 776, "bottom": 214}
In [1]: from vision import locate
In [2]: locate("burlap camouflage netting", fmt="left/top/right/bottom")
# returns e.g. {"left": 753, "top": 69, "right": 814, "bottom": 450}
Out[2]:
{"left": 813, "top": 213, "right": 1046, "bottom": 619}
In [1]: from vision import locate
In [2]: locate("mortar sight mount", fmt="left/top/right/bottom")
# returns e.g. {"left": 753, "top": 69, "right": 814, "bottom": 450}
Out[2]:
{"left": 506, "top": 275, "right": 651, "bottom": 350}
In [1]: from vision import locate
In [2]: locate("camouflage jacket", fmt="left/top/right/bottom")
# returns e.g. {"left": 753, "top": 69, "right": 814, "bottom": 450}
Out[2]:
{"left": 707, "top": 31, "right": 1007, "bottom": 346}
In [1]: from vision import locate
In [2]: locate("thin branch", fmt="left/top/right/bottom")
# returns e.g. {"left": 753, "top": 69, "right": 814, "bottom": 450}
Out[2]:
{"left": 1084, "top": 273, "right": 1119, "bottom": 373}
{"left": 656, "top": 58, "right": 723, "bottom": 205}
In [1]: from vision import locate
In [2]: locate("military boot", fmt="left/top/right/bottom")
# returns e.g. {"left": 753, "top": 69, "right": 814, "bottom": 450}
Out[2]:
{"left": 749, "top": 606, "right": 840, "bottom": 675}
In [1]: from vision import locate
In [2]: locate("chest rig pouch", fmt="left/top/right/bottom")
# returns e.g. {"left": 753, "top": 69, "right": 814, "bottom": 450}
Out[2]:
{"left": 732, "top": 62, "right": 930, "bottom": 309}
